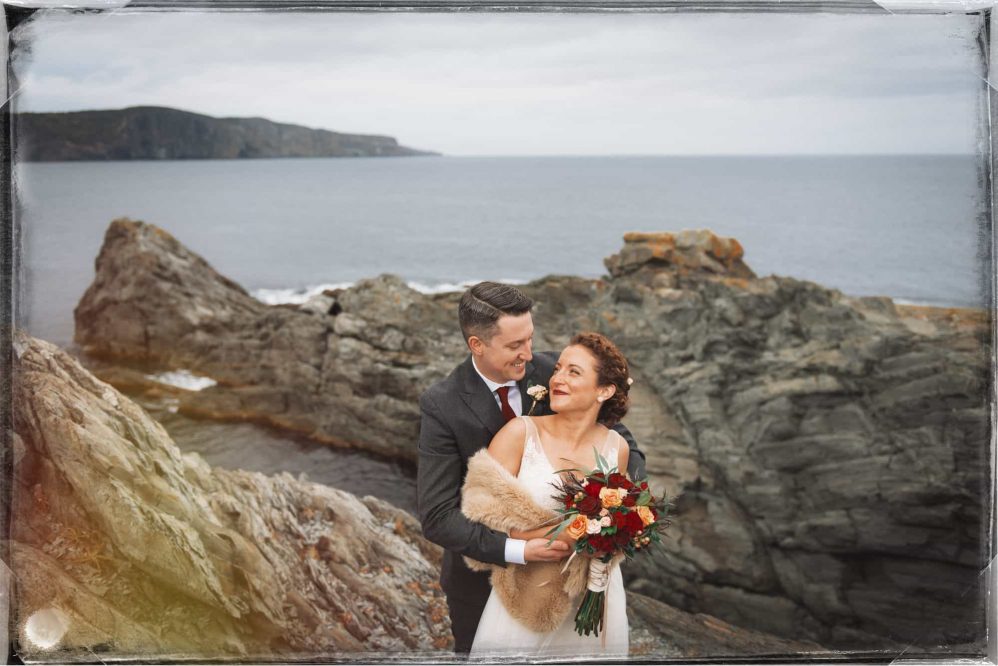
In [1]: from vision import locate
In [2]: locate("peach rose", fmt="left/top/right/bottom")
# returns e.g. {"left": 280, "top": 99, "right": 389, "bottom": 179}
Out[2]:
{"left": 565, "top": 514, "right": 588, "bottom": 540}
{"left": 599, "top": 487, "right": 624, "bottom": 508}
{"left": 637, "top": 506, "right": 656, "bottom": 526}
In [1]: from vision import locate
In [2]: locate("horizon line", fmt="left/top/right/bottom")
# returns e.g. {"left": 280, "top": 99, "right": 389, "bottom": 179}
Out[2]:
{"left": 444, "top": 151, "right": 980, "bottom": 158}
{"left": 17, "top": 152, "right": 981, "bottom": 164}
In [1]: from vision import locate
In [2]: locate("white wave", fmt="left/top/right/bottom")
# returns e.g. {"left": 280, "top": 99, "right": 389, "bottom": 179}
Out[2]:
{"left": 407, "top": 278, "right": 529, "bottom": 294}
{"left": 892, "top": 298, "right": 931, "bottom": 307}
{"left": 252, "top": 282, "right": 354, "bottom": 305}
{"left": 892, "top": 297, "right": 970, "bottom": 308}
{"left": 405, "top": 280, "right": 472, "bottom": 294}
{"left": 147, "top": 370, "right": 218, "bottom": 391}
{"left": 253, "top": 277, "right": 531, "bottom": 302}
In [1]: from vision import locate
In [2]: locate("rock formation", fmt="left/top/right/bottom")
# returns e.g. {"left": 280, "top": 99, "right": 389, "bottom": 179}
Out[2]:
{"left": 10, "top": 332, "right": 815, "bottom": 660}
{"left": 582, "top": 239, "right": 990, "bottom": 655}
{"left": 73, "top": 218, "right": 991, "bottom": 655}
{"left": 604, "top": 230, "right": 754, "bottom": 280}
{"left": 12, "top": 333, "right": 451, "bottom": 660}
{"left": 74, "top": 219, "right": 460, "bottom": 460}
{"left": 16, "top": 107, "right": 438, "bottom": 161}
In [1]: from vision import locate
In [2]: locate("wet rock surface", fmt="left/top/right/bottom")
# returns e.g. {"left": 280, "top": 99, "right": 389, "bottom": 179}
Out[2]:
{"left": 73, "top": 218, "right": 992, "bottom": 653}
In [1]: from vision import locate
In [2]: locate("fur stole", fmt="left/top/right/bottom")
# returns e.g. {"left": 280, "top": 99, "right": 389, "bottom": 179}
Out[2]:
{"left": 460, "top": 448, "right": 591, "bottom": 633}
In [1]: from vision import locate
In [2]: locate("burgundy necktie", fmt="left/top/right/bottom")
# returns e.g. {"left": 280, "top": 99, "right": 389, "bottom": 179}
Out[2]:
{"left": 496, "top": 386, "right": 517, "bottom": 422}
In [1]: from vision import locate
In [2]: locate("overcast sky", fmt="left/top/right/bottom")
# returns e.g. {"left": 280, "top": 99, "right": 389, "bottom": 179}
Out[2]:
{"left": 10, "top": 9, "right": 986, "bottom": 156}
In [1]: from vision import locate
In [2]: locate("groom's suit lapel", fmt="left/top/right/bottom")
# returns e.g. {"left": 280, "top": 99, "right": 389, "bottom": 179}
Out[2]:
{"left": 458, "top": 355, "right": 540, "bottom": 439}
{"left": 458, "top": 356, "right": 507, "bottom": 439}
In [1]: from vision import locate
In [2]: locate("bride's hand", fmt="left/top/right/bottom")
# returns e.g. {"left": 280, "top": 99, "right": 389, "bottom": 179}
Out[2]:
{"left": 524, "top": 538, "right": 571, "bottom": 562}
{"left": 555, "top": 532, "right": 578, "bottom": 548}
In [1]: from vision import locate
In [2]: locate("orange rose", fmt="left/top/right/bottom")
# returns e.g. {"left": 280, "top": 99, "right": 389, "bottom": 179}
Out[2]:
{"left": 599, "top": 487, "right": 624, "bottom": 508}
{"left": 565, "top": 514, "right": 588, "bottom": 540}
{"left": 637, "top": 506, "right": 656, "bottom": 526}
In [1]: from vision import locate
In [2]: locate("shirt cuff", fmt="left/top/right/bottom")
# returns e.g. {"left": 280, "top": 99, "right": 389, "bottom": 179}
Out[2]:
{"left": 504, "top": 537, "right": 527, "bottom": 565}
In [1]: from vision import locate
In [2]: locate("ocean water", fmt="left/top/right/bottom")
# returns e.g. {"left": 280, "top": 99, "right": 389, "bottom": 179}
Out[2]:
{"left": 17, "top": 154, "right": 989, "bottom": 349}
{"left": 13, "top": 154, "right": 990, "bottom": 504}
{"left": 150, "top": 407, "right": 417, "bottom": 512}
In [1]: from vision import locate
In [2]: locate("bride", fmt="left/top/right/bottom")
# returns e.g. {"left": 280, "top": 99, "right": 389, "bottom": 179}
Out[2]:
{"left": 461, "top": 331, "right": 632, "bottom": 659}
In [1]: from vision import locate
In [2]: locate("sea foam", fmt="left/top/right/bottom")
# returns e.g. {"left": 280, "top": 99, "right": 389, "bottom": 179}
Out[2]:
{"left": 147, "top": 370, "right": 218, "bottom": 391}
{"left": 252, "top": 278, "right": 529, "bottom": 304}
{"left": 252, "top": 283, "right": 354, "bottom": 305}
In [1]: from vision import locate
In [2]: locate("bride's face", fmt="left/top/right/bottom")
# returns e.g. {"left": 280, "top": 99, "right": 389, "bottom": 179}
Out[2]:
{"left": 549, "top": 345, "right": 614, "bottom": 415}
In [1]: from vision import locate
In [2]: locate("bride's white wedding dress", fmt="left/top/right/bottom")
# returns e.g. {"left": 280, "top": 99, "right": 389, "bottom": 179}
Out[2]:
{"left": 470, "top": 416, "right": 629, "bottom": 659}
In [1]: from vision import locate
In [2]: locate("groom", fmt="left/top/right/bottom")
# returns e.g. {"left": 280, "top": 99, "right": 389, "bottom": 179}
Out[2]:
{"left": 416, "top": 281, "right": 646, "bottom": 653}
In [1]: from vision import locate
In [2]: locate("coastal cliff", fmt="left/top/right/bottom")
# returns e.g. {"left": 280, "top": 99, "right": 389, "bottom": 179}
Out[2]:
{"left": 16, "top": 107, "right": 438, "bottom": 161}
{"left": 73, "top": 219, "right": 991, "bottom": 655}
{"left": 10, "top": 332, "right": 814, "bottom": 660}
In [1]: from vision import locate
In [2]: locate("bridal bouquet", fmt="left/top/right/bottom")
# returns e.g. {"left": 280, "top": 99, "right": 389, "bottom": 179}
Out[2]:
{"left": 546, "top": 448, "right": 672, "bottom": 637}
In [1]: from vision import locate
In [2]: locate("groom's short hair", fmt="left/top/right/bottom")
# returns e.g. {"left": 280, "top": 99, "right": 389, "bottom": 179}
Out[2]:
{"left": 459, "top": 281, "right": 533, "bottom": 343}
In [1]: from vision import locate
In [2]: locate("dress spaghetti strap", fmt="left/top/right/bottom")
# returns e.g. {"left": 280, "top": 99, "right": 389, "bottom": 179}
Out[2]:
{"left": 600, "top": 428, "right": 622, "bottom": 470}
{"left": 518, "top": 415, "right": 546, "bottom": 469}
{"left": 520, "top": 415, "right": 540, "bottom": 452}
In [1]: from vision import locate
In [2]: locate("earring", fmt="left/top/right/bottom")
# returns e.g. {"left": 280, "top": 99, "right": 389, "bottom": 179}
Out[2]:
{"left": 597, "top": 397, "right": 605, "bottom": 403}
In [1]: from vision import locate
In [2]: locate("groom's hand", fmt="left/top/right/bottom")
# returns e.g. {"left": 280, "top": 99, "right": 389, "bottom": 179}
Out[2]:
{"left": 524, "top": 538, "right": 571, "bottom": 562}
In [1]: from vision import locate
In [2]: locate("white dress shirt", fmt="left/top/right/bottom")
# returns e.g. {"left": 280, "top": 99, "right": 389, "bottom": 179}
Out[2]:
{"left": 471, "top": 357, "right": 527, "bottom": 565}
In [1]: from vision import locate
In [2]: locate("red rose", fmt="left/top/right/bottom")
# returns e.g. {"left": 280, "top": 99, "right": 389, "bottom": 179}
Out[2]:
{"left": 613, "top": 531, "right": 630, "bottom": 547}
{"left": 611, "top": 510, "right": 642, "bottom": 536}
{"left": 584, "top": 481, "right": 604, "bottom": 498}
{"left": 608, "top": 473, "right": 628, "bottom": 488}
{"left": 589, "top": 535, "right": 612, "bottom": 553}
{"left": 639, "top": 480, "right": 648, "bottom": 490}
{"left": 577, "top": 495, "right": 601, "bottom": 516}
{"left": 622, "top": 492, "right": 637, "bottom": 508}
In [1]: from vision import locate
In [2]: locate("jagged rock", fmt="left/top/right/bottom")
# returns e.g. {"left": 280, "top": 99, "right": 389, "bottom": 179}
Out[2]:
{"left": 10, "top": 332, "right": 812, "bottom": 660}
{"left": 569, "top": 266, "right": 990, "bottom": 657}
{"left": 74, "top": 219, "right": 464, "bottom": 461}
{"left": 11, "top": 333, "right": 451, "bottom": 660}
{"left": 73, "top": 218, "right": 990, "bottom": 654}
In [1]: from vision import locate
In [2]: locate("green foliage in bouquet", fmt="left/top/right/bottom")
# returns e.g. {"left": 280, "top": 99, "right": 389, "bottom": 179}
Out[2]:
{"left": 541, "top": 446, "right": 675, "bottom": 637}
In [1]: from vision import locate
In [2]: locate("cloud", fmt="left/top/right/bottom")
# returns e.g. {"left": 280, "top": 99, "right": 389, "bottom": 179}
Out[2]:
{"left": 10, "top": 9, "right": 985, "bottom": 155}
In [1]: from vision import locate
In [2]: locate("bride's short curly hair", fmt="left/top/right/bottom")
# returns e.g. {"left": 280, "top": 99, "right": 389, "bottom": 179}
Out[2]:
{"left": 569, "top": 332, "right": 630, "bottom": 426}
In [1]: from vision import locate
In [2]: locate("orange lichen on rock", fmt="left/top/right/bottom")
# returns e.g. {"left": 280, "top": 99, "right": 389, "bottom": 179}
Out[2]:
{"left": 720, "top": 277, "right": 751, "bottom": 290}
{"left": 605, "top": 229, "right": 755, "bottom": 280}
{"left": 711, "top": 235, "right": 744, "bottom": 264}
{"left": 622, "top": 231, "right": 677, "bottom": 245}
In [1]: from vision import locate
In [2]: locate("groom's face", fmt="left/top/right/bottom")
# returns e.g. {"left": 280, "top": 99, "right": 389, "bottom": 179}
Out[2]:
{"left": 471, "top": 312, "right": 534, "bottom": 384}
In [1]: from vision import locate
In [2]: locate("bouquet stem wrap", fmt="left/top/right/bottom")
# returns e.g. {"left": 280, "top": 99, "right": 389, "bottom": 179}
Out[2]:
{"left": 575, "top": 557, "right": 611, "bottom": 638}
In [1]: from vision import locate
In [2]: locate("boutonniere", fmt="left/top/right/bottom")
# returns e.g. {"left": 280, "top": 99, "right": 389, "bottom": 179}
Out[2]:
{"left": 525, "top": 381, "right": 549, "bottom": 416}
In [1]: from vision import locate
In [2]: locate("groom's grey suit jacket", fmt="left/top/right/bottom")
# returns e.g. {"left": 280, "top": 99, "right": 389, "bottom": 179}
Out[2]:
{"left": 417, "top": 352, "right": 646, "bottom": 598}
